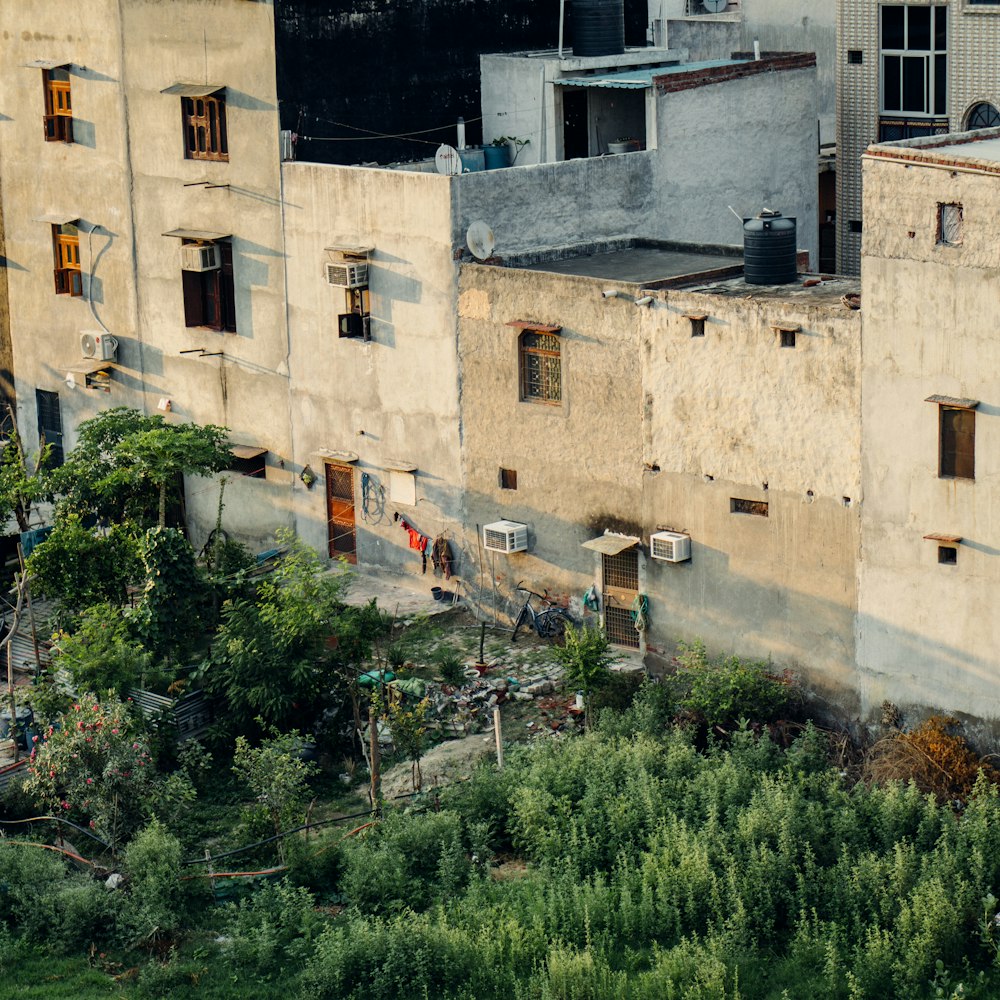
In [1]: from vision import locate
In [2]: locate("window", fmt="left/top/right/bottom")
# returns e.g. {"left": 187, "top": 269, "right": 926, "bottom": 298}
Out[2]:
{"left": 939, "top": 405, "right": 975, "bottom": 479}
{"left": 938, "top": 546, "right": 957, "bottom": 564}
{"left": 499, "top": 468, "right": 518, "bottom": 490}
{"left": 937, "top": 203, "right": 963, "bottom": 246}
{"left": 339, "top": 286, "right": 371, "bottom": 340}
{"left": 183, "top": 92, "right": 228, "bottom": 161}
{"left": 228, "top": 445, "right": 266, "bottom": 479}
{"left": 880, "top": 6, "right": 947, "bottom": 117}
{"left": 685, "top": 313, "right": 706, "bottom": 337}
{"left": 43, "top": 66, "right": 73, "bottom": 142}
{"left": 965, "top": 102, "right": 1000, "bottom": 130}
{"left": 730, "top": 497, "right": 768, "bottom": 517}
{"left": 849, "top": 220, "right": 863, "bottom": 234}
{"left": 52, "top": 223, "right": 82, "bottom": 296}
{"left": 779, "top": 329, "right": 796, "bottom": 348}
{"left": 181, "top": 240, "right": 236, "bottom": 331}
{"left": 519, "top": 330, "right": 561, "bottom": 403}
{"left": 35, "top": 388, "right": 64, "bottom": 467}
{"left": 848, "top": 50, "right": 863, "bottom": 64}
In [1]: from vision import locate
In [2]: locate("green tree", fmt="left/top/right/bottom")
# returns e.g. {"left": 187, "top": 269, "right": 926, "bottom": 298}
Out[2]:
{"left": 232, "top": 728, "right": 318, "bottom": 862}
{"left": 23, "top": 692, "right": 156, "bottom": 852}
{"left": 50, "top": 407, "right": 231, "bottom": 528}
{"left": 201, "top": 530, "right": 355, "bottom": 733}
{"left": 384, "top": 695, "right": 430, "bottom": 792}
{"left": 553, "top": 623, "right": 619, "bottom": 729}
{"left": 0, "top": 406, "right": 50, "bottom": 533}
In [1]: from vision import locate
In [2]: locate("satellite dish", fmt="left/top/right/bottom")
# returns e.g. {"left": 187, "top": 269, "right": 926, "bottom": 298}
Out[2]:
{"left": 467, "top": 220, "right": 496, "bottom": 261}
{"left": 702, "top": 0, "right": 728, "bottom": 10}
{"left": 435, "top": 144, "right": 462, "bottom": 176}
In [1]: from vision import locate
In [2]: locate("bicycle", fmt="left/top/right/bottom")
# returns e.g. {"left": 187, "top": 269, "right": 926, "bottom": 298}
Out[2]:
{"left": 511, "top": 582, "right": 575, "bottom": 642}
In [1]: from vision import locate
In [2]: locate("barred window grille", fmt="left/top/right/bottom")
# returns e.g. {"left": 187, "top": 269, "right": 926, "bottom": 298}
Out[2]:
{"left": 520, "top": 331, "right": 562, "bottom": 403}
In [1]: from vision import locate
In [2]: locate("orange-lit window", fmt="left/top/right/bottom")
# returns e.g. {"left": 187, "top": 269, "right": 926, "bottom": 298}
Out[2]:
{"left": 52, "top": 224, "right": 82, "bottom": 296}
{"left": 43, "top": 67, "right": 73, "bottom": 142}
{"left": 182, "top": 93, "right": 228, "bottom": 161}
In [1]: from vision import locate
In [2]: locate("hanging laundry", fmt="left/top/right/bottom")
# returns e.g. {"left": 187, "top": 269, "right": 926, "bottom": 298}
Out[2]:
{"left": 432, "top": 536, "right": 454, "bottom": 580}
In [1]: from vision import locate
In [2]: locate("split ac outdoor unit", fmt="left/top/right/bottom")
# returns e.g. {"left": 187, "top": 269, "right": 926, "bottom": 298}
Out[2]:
{"left": 483, "top": 520, "right": 528, "bottom": 554}
{"left": 180, "top": 243, "right": 221, "bottom": 272}
{"left": 325, "top": 262, "right": 369, "bottom": 288}
{"left": 80, "top": 332, "right": 118, "bottom": 361}
{"left": 650, "top": 530, "right": 691, "bottom": 563}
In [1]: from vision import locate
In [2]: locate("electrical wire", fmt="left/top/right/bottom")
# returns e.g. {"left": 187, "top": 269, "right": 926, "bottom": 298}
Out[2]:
{"left": 302, "top": 114, "right": 486, "bottom": 145}
{"left": 0, "top": 815, "right": 113, "bottom": 849}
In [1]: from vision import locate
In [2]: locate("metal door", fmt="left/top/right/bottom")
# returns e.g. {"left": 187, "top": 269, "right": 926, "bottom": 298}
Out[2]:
{"left": 325, "top": 463, "right": 356, "bottom": 563}
{"left": 602, "top": 548, "right": 639, "bottom": 649}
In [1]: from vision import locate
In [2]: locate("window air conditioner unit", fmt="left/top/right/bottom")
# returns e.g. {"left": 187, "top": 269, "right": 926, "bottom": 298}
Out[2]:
{"left": 80, "top": 332, "right": 118, "bottom": 361}
{"left": 650, "top": 530, "right": 691, "bottom": 563}
{"left": 180, "top": 243, "right": 221, "bottom": 272}
{"left": 482, "top": 520, "right": 528, "bottom": 554}
{"left": 325, "top": 262, "right": 368, "bottom": 288}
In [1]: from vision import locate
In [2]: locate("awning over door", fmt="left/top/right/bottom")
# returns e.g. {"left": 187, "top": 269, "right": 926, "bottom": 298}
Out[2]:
{"left": 581, "top": 532, "right": 641, "bottom": 556}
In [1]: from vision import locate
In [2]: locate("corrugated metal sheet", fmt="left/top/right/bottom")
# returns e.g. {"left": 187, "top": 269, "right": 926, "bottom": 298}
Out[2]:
{"left": 581, "top": 532, "right": 640, "bottom": 555}
{"left": 128, "top": 688, "right": 213, "bottom": 743}
{"left": 161, "top": 83, "right": 225, "bottom": 97}
{"left": 559, "top": 69, "right": 660, "bottom": 90}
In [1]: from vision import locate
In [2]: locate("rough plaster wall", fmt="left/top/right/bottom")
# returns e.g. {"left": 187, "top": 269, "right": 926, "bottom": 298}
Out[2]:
{"left": 455, "top": 153, "right": 658, "bottom": 252}
{"left": 858, "top": 155, "right": 1000, "bottom": 737}
{"left": 282, "top": 163, "right": 463, "bottom": 578}
{"left": 740, "top": 0, "right": 836, "bottom": 144}
{"left": 0, "top": 0, "right": 293, "bottom": 551}
{"left": 656, "top": 67, "right": 820, "bottom": 266}
{"left": 663, "top": 20, "right": 742, "bottom": 63}
{"left": 480, "top": 55, "right": 552, "bottom": 165}
{"left": 457, "top": 263, "right": 861, "bottom": 709}
{"left": 837, "top": 0, "right": 1000, "bottom": 275}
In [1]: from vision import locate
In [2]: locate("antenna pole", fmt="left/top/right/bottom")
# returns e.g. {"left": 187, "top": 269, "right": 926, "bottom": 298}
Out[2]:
{"left": 558, "top": 0, "right": 565, "bottom": 57}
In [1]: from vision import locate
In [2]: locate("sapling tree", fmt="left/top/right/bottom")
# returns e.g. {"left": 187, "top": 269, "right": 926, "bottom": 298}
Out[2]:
{"left": 553, "top": 623, "right": 619, "bottom": 729}
{"left": 0, "top": 405, "right": 51, "bottom": 533}
{"left": 384, "top": 695, "right": 430, "bottom": 792}
{"left": 232, "top": 727, "right": 318, "bottom": 862}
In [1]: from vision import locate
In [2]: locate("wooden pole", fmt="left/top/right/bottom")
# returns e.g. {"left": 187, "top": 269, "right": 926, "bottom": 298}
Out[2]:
{"left": 493, "top": 707, "right": 504, "bottom": 770}
{"left": 368, "top": 703, "right": 381, "bottom": 816}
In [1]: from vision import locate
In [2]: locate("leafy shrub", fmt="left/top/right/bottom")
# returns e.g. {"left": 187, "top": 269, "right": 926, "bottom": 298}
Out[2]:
{"left": 22, "top": 692, "right": 157, "bottom": 851}
{"left": 221, "top": 879, "right": 322, "bottom": 982}
{"left": 553, "top": 623, "right": 618, "bottom": 727}
{"left": 597, "top": 677, "right": 674, "bottom": 739}
{"left": 433, "top": 648, "right": 466, "bottom": 687}
{"left": 669, "top": 639, "right": 793, "bottom": 727}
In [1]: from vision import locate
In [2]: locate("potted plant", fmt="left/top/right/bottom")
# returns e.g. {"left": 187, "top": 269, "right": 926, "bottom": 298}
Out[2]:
{"left": 608, "top": 137, "right": 641, "bottom": 154}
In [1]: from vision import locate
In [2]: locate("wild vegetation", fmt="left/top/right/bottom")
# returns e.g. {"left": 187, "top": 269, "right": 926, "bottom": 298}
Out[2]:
{"left": 2, "top": 409, "right": 1000, "bottom": 998}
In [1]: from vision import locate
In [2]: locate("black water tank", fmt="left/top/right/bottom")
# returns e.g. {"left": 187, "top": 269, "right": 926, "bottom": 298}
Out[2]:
{"left": 572, "top": 0, "right": 625, "bottom": 57}
{"left": 743, "top": 210, "right": 798, "bottom": 285}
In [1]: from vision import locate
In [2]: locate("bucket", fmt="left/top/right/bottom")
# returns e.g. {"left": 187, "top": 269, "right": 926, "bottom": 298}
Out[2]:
{"left": 431, "top": 586, "right": 444, "bottom": 601}
{"left": 458, "top": 148, "right": 485, "bottom": 173}
{"left": 483, "top": 144, "right": 510, "bottom": 169}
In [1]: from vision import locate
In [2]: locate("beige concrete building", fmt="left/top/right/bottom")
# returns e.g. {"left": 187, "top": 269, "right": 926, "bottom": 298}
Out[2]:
{"left": 837, "top": 0, "right": 1000, "bottom": 275}
{"left": 859, "top": 128, "right": 1000, "bottom": 739}
{"left": 457, "top": 245, "right": 862, "bottom": 710}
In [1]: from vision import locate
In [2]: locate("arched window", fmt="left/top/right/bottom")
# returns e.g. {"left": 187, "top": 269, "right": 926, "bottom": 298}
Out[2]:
{"left": 966, "top": 102, "right": 1000, "bottom": 131}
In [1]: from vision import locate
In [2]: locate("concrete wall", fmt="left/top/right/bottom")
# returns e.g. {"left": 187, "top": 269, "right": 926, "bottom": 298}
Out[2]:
{"left": 281, "top": 163, "right": 463, "bottom": 578}
{"left": 654, "top": 64, "right": 820, "bottom": 265}
{"left": 858, "top": 147, "right": 1000, "bottom": 735}
{"left": 0, "top": 0, "right": 292, "bottom": 549}
{"left": 457, "top": 261, "right": 861, "bottom": 707}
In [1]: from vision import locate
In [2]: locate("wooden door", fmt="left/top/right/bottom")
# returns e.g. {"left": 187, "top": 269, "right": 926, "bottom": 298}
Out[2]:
{"left": 602, "top": 548, "right": 639, "bottom": 649}
{"left": 325, "top": 463, "right": 357, "bottom": 563}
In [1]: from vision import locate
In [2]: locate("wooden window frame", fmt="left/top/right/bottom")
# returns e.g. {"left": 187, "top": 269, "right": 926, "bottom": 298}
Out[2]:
{"left": 519, "top": 329, "right": 562, "bottom": 404}
{"left": 182, "top": 92, "right": 228, "bottom": 161}
{"left": 43, "top": 67, "right": 73, "bottom": 143}
{"left": 939, "top": 404, "right": 975, "bottom": 480}
{"left": 181, "top": 240, "right": 236, "bottom": 332}
{"left": 499, "top": 468, "right": 518, "bottom": 490}
{"left": 52, "top": 224, "right": 82, "bottom": 297}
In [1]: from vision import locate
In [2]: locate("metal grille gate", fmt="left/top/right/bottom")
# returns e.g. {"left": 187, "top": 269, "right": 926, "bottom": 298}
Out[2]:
{"left": 325, "top": 463, "right": 357, "bottom": 563}
{"left": 602, "top": 548, "right": 640, "bottom": 649}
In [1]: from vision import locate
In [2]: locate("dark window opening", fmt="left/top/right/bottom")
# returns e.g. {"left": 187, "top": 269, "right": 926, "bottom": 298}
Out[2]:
{"left": 35, "top": 388, "right": 64, "bottom": 467}
{"left": 940, "top": 405, "right": 975, "bottom": 480}
{"left": 937, "top": 203, "right": 963, "bottom": 246}
{"left": 731, "top": 498, "right": 768, "bottom": 517}
{"left": 779, "top": 329, "right": 796, "bottom": 348}
{"left": 499, "top": 468, "right": 518, "bottom": 490}
{"left": 229, "top": 455, "right": 266, "bottom": 479}
{"left": 182, "top": 241, "right": 236, "bottom": 332}
{"left": 339, "top": 286, "right": 371, "bottom": 339}
{"left": 848, "top": 50, "right": 863, "bottom": 64}
{"left": 849, "top": 220, "right": 863, "bottom": 234}
{"left": 52, "top": 224, "right": 82, "bottom": 297}
{"left": 938, "top": 546, "right": 957, "bottom": 565}
{"left": 688, "top": 316, "right": 706, "bottom": 337}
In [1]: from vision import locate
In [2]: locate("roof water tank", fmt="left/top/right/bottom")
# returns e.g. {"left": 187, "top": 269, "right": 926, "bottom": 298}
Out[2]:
{"left": 572, "top": 0, "right": 625, "bottom": 58}
{"left": 743, "top": 210, "right": 797, "bottom": 285}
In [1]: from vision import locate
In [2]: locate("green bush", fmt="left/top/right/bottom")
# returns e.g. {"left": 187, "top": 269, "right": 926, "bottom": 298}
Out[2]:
{"left": 669, "top": 639, "right": 793, "bottom": 727}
